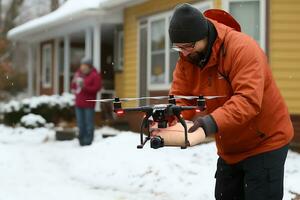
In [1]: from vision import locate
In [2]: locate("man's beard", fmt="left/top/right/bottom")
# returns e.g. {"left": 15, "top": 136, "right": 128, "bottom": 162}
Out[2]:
{"left": 187, "top": 51, "right": 207, "bottom": 68}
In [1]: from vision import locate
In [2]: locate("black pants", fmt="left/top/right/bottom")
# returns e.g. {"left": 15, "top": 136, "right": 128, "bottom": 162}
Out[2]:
{"left": 215, "top": 145, "right": 288, "bottom": 200}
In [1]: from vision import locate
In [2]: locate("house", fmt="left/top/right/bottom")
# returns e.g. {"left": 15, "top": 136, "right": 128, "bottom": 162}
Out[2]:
{"left": 7, "top": 0, "right": 146, "bottom": 99}
{"left": 8, "top": 0, "right": 300, "bottom": 146}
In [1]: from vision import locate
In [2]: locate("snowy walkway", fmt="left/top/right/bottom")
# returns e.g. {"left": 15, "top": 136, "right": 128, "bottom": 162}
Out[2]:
{"left": 0, "top": 125, "right": 299, "bottom": 200}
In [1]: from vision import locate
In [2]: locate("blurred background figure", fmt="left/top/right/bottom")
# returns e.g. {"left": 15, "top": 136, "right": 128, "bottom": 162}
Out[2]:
{"left": 71, "top": 57, "right": 101, "bottom": 146}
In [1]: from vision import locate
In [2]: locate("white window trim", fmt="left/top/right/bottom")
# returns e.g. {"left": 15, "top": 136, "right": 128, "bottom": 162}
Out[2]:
{"left": 137, "top": 22, "right": 149, "bottom": 104}
{"left": 116, "top": 31, "right": 124, "bottom": 71}
{"left": 42, "top": 43, "right": 53, "bottom": 88}
{"left": 222, "top": 0, "right": 266, "bottom": 51}
{"left": 146, "top": 1, "right": 213, "bottom": 91}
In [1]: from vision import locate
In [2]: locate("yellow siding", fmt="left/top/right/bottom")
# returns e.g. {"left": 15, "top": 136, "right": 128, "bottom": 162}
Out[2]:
{"left": 116, "top": 0, "right": 202, "bottom": 107}
{"left": 214, "top": 0, "right": 222, "bottom": 8}
{"left": 270, "top": 0, "right": 300, "bottom": 114}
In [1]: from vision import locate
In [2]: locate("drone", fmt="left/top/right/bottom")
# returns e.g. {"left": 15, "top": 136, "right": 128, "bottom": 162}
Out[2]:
{"left": 89, "top": 95, "right": 224, "bottom": 149}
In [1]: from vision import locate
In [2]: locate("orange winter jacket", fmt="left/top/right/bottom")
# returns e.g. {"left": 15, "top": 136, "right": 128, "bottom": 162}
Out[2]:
{"left": 170, "top": 19, "right": 294, "bottom": 164}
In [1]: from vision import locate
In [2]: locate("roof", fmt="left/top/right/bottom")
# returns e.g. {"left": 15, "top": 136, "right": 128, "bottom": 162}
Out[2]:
{"left": 7, "top": 0, "right": 144, "bottom": 41}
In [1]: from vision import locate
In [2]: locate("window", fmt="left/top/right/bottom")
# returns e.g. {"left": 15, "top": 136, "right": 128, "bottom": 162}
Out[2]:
{"left": 222, "top": 0, "right": 266, "bottom": 51}
{"left": 139, "top": 2, "right": 212, "bottom": 90}
{"left": 42, "top": 43, "right": 53, "bottom": 88}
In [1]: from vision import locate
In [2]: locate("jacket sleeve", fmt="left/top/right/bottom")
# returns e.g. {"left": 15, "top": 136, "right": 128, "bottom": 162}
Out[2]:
{"left": 82, "top": 72, "right": 102, "bottom": 94}
{"left": 210, "top": 37, "right": 266, "bottom": 133}
{"left": 169, "top": 58, "right": 196, "bottom": 120}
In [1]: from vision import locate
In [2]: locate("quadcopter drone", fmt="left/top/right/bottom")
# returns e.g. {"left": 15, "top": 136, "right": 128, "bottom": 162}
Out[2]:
{"left": 90, "top": 95, "right": 224, "bottom": 149}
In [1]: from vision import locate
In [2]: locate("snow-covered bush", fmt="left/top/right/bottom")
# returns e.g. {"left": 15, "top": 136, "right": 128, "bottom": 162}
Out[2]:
{"left": 20, "top": 114, "right": 46, "bottom": 129}
{"left": 2, "top": 93, "right": 75, "bottom": 126}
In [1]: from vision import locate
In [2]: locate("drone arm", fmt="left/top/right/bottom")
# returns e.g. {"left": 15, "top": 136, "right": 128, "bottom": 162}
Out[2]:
{"left": 123, "top": 107, "right": 143, "bottom": 112}
{"left": 180, "top": 106, "right": 197, "bottom": 110}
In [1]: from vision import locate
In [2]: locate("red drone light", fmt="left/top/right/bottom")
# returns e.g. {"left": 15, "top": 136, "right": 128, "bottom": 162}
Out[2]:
{"left": 116, "top": 109, "right": 125, "bottom": 116}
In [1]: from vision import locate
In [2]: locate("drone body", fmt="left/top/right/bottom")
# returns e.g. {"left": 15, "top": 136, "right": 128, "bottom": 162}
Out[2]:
{"left": 89, "top": 94, "right": 224, "bottom": 149}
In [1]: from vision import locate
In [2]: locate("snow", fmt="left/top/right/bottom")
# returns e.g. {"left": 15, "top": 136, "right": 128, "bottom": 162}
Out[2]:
{"left": 2, "top": 93, "right": 75, "bottom": 113}
{"left": 20, "top": 113, "right": 46, "bottom": 128}
{"left": 2, "top": 100, "right": 20, "bottom": 113}
{"left": 7, "top": 0, "right": 140, "bottom": 40}
{"left": 0, "top": 124, "right": 299, "bottom": 200}
{"left": 8, "top": 0, "right": 106, "bottom": 39}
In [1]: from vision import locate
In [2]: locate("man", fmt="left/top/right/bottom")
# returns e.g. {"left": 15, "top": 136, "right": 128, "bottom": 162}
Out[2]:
{"left": 71, "top": 57, "right": 101, "bottom": 146}
{"left": 152, "top": 3, "right": 294, "bottom": 200}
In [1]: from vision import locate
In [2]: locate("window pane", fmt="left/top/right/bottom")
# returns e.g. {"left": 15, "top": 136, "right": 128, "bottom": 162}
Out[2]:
{"left": 229, "top": 1, "right": 260, "bottom": 42}
{"left": 151, "top": 53, "right": 165, "bottom": 84}
{"left": 46, "top": 48, "right": 51, "bottom": 84}
{"left": 151, "top": 19, "right": 166, "bottom": 85}
{"left": 151, "top": 19, "right": 165, "bottom": 51}
{"left": 43, "top": 46, "right": 52, "bottom": 86}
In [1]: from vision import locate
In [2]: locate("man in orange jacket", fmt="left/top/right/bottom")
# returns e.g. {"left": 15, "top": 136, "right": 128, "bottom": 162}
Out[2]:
{"left": 153, "top": 3, "right": 294, "bottom": 200}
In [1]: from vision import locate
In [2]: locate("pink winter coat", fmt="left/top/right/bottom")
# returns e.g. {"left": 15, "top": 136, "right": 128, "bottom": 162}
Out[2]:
{"left": 71, "top": 68, "right": 102, "bottom": 108}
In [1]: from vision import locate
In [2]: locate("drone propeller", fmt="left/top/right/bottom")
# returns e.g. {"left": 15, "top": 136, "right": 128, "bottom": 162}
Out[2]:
{"left": 174, "top": 95, "right": 226, "bottom": 100}
{"left": 87, "top": 96, "right": 173, "bottom": 102}
{"left": 88, "top": 95, "right": 226, "bottom": 102}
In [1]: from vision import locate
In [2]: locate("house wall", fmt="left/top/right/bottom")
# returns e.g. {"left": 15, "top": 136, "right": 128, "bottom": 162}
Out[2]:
{"left": 118, "top": 0, "right": 206, "bottom": 108}
{"left": 269, "top": 0, "right": 300, "bottom": 114}
{"left": 269, "top": 0, "right": 300, "bottom": 145}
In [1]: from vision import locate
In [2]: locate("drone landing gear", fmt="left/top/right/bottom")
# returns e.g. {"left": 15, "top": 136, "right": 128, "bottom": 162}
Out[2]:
{"left": 137, "top": 109, "right": 152, "bottom": 149}
{"left": 137, "top": 105, "right": 191, "bottom": 149}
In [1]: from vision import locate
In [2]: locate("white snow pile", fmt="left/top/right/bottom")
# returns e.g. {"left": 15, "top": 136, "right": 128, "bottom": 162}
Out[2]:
{"left": 20, "top": 113, "right": 46, "bottom": 128}
{"left": 0, "top": 125, "right": 299, "bottom": 200}
{"left": 1, "top": 99, "right": 20, "bottom": 113}
{"left": 2, "top": 93, "right": 74, "bottom": 113}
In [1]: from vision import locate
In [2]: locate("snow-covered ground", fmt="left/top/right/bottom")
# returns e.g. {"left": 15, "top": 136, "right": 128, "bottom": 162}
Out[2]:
{"left": 0, "top": 124, "right": 299, "bottom": 200}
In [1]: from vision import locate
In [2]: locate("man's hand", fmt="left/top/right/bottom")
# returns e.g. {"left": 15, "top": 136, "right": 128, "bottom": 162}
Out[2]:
{"left": 188, "top": 117, "right": 205, "bottom": 133}
{"left": 76, "top": 77, "right": 84, "bottom": 87}
{"left": 188, "top": 115, "right": 218, "bottom": 135}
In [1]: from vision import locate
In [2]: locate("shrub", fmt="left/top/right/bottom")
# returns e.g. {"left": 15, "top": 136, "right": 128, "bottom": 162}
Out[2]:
{"left": 2, "top": 93, "right": 75, "bottom": 126}
{"left": 20, "top": 113, "right": 46, "bottom": 129}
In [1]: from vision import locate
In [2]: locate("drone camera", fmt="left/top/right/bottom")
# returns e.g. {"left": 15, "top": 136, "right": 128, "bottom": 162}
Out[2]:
{"left": 150, "top": 136, "right": 164, "bottom": 149}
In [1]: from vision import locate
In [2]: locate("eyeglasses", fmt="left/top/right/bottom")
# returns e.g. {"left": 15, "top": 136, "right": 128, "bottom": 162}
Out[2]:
{"left": 171, "top": 42, "right": 196, "bottom": 52}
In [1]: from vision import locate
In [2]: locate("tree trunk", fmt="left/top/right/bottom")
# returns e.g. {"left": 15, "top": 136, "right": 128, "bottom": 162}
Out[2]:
{"left": 51, "top": 0, "right": 59, "bottom": 11}
{"left": 2, "top": 0, "right": 24, "bottom": 36}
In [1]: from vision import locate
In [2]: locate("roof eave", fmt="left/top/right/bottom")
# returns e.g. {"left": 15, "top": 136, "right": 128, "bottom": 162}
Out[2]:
{"left": 7, "top": 8, "right": 104, "bottom": 42}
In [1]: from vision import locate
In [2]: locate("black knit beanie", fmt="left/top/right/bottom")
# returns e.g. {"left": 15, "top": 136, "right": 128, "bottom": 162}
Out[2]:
{"left": 169, "top": 3, "right": 208, "bottom": 43}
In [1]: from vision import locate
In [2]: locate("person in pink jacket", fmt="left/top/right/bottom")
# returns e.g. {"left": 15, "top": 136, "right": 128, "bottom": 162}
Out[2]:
{"left": 71, "top": 57, "right": 102, "bottom": 146}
